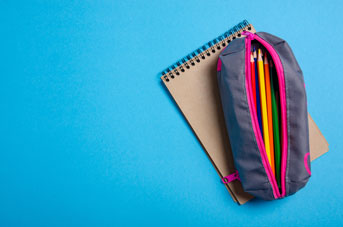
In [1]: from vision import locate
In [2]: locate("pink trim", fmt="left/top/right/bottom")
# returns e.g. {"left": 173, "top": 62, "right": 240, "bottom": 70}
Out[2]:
{"left": 217, "top": 58, "right": 222, "bottom": 71}
{"left": 221, "top": 170, "right": 240, "bottom": 184}
{"left": 254, "top": 35, "right": 288, "bottom": 198}
{"left": 243, "top": 32, "right": 279, "bottom": 199}
{"left": 304, "top": 152, "right": 311, "bottom": 175}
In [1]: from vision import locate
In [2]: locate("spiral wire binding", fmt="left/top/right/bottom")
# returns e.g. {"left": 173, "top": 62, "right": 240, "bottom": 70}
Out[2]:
{"left": 162, "top": 20, "right": 251, "bottom": 82}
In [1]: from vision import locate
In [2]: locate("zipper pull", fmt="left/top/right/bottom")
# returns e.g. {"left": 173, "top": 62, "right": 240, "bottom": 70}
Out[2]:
{"left": 221, "top": 170, "right": 240, "bottom": 184}
{"left": 242, "top": 31, "right": 254, "bottom": 39}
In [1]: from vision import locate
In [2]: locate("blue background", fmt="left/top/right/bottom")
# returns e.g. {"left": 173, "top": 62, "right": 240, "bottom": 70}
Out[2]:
{"left": 1, "top": 0, "right": 342, "bottom": 226}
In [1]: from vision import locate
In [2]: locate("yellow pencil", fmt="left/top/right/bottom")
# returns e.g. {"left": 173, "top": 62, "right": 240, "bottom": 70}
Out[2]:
{"left": 257, "top": 49, "right": 272, "bottom": 169}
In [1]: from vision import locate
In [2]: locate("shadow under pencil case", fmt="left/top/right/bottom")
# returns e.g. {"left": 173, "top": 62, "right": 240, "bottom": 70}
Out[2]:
{"left": 217, "top": 31, "right": 311, "bottom": 200}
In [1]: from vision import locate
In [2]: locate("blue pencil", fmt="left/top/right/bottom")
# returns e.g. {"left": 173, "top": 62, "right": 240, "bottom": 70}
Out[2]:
{"left": 253, "top": 47, "right": 263, "bottom": 138}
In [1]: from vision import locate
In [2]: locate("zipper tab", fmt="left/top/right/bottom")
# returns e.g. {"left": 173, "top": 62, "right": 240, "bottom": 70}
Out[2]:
{"left": 221, "top": 170, "right": 240, "bottom": 184}
{"left": 242, "top": 31, "right": 254, "bottom": 39}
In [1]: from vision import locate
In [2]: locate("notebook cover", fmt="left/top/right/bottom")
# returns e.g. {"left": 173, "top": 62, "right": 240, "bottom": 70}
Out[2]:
{"left": 161, "top": 22, "right": 329, "bottom": 204}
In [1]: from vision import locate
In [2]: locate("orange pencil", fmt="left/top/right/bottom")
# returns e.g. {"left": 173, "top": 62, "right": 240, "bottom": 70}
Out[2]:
{"left": 264, "top": 53, "right": 275, "bottom": 175}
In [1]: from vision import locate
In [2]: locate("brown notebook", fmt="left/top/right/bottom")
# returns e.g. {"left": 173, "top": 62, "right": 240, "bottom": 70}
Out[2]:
{"left": 160, "top": 21, "right": 329, "bottom": 205}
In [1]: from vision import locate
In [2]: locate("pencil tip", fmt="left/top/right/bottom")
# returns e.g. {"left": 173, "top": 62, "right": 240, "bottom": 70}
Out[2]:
{"left": 258, "top": 49, "right": 263, "bottom": 61}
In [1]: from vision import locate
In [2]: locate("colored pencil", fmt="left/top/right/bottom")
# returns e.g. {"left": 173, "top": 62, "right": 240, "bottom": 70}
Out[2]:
{"left": 270, "top": 60, "right": 281, "bottom": 187}
{"left": 257, "top": 49, "right": 272, "bottom": 169}
{"left": 264, "top": 53, "right": 275, "bottom": 176}
{"left": 253, "top": 48, "right": 263, "bottom": 137}
{"left": 251, "top": 53, "right": 257, "bottom": 111}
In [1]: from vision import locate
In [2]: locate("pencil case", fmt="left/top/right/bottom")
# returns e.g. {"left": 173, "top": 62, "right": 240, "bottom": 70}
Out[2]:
{"left": 217, "top": 31, "right": 311, "bottom": 200}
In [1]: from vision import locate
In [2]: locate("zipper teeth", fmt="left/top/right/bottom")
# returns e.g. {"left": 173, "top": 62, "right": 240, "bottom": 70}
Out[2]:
{"left": 244, "top": 35, "right": 279, "bottom": 199}
{"left": 254, "top": 35, "right": 288, "bottom": 198}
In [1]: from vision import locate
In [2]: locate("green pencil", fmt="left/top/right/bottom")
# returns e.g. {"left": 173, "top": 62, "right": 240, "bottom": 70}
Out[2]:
{"left": 270, "top": 60, "right": 281, "bottom": 189}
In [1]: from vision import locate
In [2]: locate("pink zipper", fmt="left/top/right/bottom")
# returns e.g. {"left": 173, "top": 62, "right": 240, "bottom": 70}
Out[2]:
{"left": 243, "top": 32, "right": 288, "bottom": 198}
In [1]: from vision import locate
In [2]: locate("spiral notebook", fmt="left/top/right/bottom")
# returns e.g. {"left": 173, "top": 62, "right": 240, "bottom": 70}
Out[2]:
{"left": 160, "top": 20, "right": 329, "bottom": 204}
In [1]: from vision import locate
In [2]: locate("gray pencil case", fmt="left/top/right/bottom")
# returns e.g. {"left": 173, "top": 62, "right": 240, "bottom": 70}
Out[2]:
{"left": 217, "top": 31, "right": 311, "bottom": 200}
